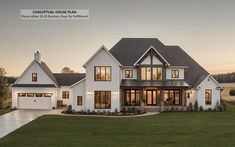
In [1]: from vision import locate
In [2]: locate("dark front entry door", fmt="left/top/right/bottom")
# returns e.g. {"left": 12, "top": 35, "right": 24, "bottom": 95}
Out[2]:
{"left": 146, "top": 90, "right": 159, "bottom": 106}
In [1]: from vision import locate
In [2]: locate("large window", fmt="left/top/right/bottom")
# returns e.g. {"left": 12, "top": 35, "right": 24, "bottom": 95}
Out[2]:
{"left": 94, "top": 66, "right": 111, "bottom": 81}
{"left": 95, "top": 91, "right": 111, "bottom": 109}
{"left": 77, "top": 96, "right": 83, "bottom": 105}
{"left": 18, "top": 93, "right": 52, "bottom": 97}
{"left": 141, "top": 67, "right": 162, "bottom": 80}
{"left": 163, "top": 90, "right": 180, "bottom": 105}
{"left": 32, "top": 73, "right": 37, "bottom": 82}
{"left": 172, "top": 70, "right": 179, "bottom": 78}
{"left": 62, "top": 91, "right": 69, "bottom": 99}
{"left": 124, "top": 90, "right": 140, "bottom": 106}
{"left": 205, "top": 89, "right": 212, "bottom": 105}
{"left": 125, "top": 70, "right": 133, "bottom": 78}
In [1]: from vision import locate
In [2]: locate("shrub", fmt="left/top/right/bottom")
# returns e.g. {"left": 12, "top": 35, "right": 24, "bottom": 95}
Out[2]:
{"left": 87, "top": 109, "right": 90, "bottom": 113}
{"left": 188, "top": 102, "right": 193, "bottom": 111}
{"left": 103, "top": 110, "right": 106, "bottom": 114}
{"left": 127, "top": 107, "right": 131, "bottom": 113}
{"left": 221, "top": 100, "right": 227, "bottom": 111}
{"left": 80, "top": 109, "right": 84, "bottom": 114}
{"left": 229, "top": 89, "right": 235, "bottom": 96}
{"left": 115, "top": 108, "right": 118, "bottom": 113}
{"left": 208, "top": 108, "right": 212, "bottom": 111}
{"left": 92, "top": 110, "right": 96, "bottom": 114}
{"left": 67, "top": 105, "right": 72, "bottom": 113}
{"left": 194, "top": 100, "right": 199, "bottom": 111}
{"left": 199, "top": 106, "right": 203, "bottom": 111}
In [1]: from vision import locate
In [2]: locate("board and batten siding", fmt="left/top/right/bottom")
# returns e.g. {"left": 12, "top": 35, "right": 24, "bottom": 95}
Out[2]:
{"left": 85, "top": 48, "right": 121, "bottom": 112}
{"left": 72, "top": 80, "right": 86, "bottom": 111}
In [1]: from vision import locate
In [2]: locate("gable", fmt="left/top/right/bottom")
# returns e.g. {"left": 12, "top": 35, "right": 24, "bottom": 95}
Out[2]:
{"left": 15, "top": 61, "right": 56, "bottom": 85}
{"left": 140, "top": 55, "right": 163, "bottom": 65}
{"left": 196, "top": 75, "right": 223, "bottom": 90}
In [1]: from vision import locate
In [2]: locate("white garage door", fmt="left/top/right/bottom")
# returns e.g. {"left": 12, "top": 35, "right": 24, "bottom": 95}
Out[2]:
{"left": 18, "top": 93, "right": 52, "bottom": 109}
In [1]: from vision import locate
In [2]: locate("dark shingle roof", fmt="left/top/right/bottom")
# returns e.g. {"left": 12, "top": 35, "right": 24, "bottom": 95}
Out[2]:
{"left": 109, "top": 38, "right": 209, "bottom": 87}
{"left": 53, "top": 73, "right": 85, "bottom": 86}
{"left": 121, "top": 80, "right": 189, "bottom": 87}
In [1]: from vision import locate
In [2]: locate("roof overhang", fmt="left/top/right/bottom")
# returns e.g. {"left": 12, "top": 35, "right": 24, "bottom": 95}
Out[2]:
{"left": 11, "top": 84, "right": 56, "bottom": 88}
{"left": 195, "top": 75, "right": 223, "bottom": 90}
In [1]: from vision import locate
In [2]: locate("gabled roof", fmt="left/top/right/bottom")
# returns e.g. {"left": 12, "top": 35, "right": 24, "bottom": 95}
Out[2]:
{"left": 53, "top": 73, "right": 85, "bottom": 86}
{"left": 109, "top": 38, "right": 210, "bottom": 88}
{"left": 83, "top": 45, "right": 122, "bottom": 68}
{"left": 195, "top": 75, "right": 223, "bottom": 89}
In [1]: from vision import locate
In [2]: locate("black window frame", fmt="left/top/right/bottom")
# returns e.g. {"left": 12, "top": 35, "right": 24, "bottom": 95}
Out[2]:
{"left": 62, "top": 91, "right": 69, "bottom": 99}
{"left": 205, "top": 89, "right": 212, "bottom": 105}
{"left": 124, "top": 89, "right": 140, "bottom": 106}
{"left": 94, "top": 66, "right": 111, "bottom": 81}
{"left": 171, "top": 70, "right": 179, "bottom": 78}
{"left": 94, "top": 91, "right": 111, "bottom": 109}
{"left": 163, "top": 89, "right": 181, "bottom": 105}
{"left": 125, "top": 70, "right": 133, "bottom": 78}
{"left": 77, "top": 96, "right": 83, "bottom": 105}
{"left": 140, "top": 66, "right": 162, "bottom": 81}
{"left": 32, "top": 73, "right": 37, "bottom": 82}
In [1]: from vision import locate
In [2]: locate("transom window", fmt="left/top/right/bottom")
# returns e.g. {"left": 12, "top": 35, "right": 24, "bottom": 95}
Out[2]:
{"left": 62, "top": 91, "right": 69, "bottom": 99}
{"left": 77, "top": 96, "right": 83, "bottom": 105}
{"left": 18, "top": 93, "right": 52, "bottom": 97}
{"left": 205, "top": 89, "right": 212, "bottom": 105}
{"left": 94, "top": 66, "right": 111, "bottom": 81}
{"left": 32, "top": 73, "right": 37, "bottom": 82}
{"left": 141, "top": 67, "right": 162, "bottom": 80}
{"left": 95, "top": 91, "right": 111, "bottom": 109}
{"left": 171, "top": 70, "right": 179, "bottom": 78}
{"left": 124, "top": 90, "right": 140, "bottom": 106}
{"left": 125, "top": 70, "right": 133, "bottom": 78}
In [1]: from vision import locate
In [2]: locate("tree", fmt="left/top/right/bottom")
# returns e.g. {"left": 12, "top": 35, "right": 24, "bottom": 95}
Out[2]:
{"left": 61, "top": 67, "right": 75, "bottom": 73}
{"left": 0, "top": 67, "right": 9, "bottom": 108}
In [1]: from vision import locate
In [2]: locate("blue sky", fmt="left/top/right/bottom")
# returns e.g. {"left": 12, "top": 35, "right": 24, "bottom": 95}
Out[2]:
{"left": 1, "top": 0, "right": 235, "bottom": 76}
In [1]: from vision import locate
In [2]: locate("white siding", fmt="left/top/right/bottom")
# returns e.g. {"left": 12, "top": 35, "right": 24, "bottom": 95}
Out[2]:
{"left": 58, "top": 87, "right": 73, "bottom": 106}
{"left": 16, "top": 62, "right": 55, "bottom": 85}
{"left": 72, "top": 80, "right": 86, "bottom": 111}
{"left": 140, "top": 55, "right": 151, "bottom": 65}
{"left": 166, "top": 68, "right": 184, "bottom": 80}
{"left": 152, "top": 56, "right": 163, "bottom": 65}
{"left": 196, "top": 76, "right": 221, "bottom": 109}
{"left": 85, "top": 49, "right": 121, "bottom": 112}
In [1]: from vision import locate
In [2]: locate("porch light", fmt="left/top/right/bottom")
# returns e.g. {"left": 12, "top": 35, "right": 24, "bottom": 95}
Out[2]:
{"left": 113, "top": 91, "right": 118, "bottom": 95}
{"left": 87, "top": 91, "right": 92, "bottom": 95}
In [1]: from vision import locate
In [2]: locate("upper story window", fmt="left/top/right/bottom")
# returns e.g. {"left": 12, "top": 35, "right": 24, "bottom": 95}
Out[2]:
{"left": 205, "top": 89, "right": 212, "bottom": 105}
{"left": 62, "top": 91, "right": 69, "bottom": 99}
{"left": 94, "top": 66, "right": 111, "bottom": 81}
{"left": 171, "top": 70, "right": 179, "bottom": 78}
{"left": 125, "top": 70, "right": 133, "bottom": 78}
{"left": 32, "top": 73, "right": 37, "bottom": 82}
{"left": 141, "top": 67, "right": 162, "bottom": 80}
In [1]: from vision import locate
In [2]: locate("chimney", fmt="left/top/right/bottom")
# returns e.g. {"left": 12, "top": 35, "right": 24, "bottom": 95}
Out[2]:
{"left": 34, "top": 51, "right": 41, "bottom": 63}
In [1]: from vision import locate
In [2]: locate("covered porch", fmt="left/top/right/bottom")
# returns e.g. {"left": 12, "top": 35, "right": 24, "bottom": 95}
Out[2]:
{"left": 120, "top": 80, "right": 190, "bottom": 109}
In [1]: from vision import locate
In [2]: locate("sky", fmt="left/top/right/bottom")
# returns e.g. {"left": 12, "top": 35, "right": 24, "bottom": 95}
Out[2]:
{"left": 0, "top": 0, "right": 235, "bottom": 76}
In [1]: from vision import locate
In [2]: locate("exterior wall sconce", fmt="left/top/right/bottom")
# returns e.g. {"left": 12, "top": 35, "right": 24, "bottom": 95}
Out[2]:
{"left": 113, "top": 91, "right": 118, "bottom": 95}
{"left": 87, "top": 91, "right": 92, "bottom": 95}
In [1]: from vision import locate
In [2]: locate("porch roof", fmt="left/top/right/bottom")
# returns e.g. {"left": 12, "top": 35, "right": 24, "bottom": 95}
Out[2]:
{"left": 121, "top": 80, "right": 190, "bottom": 88}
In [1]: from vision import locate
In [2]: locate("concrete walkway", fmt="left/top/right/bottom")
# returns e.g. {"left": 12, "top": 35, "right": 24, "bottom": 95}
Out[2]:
{"left": 0, "top": 109, "right": 50, "bottom": 138}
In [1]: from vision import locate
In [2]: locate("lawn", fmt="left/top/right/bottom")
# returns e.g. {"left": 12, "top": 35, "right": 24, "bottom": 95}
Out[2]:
{"left": 0, "top": 109, "right": 12, "bottom": 116}
{"left": 1, "top": 105, "right": 235, "bottom": 147}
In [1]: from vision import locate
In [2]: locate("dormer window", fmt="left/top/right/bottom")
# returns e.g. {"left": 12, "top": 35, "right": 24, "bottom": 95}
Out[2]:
{"left": 171, "top": 70, "right": 179, "bottom": 78}
{"left": 32, "top": 73, "right": 37, "bottom": 82}
{"left": 125, "top": 70, "right": 133, "bottom": 78}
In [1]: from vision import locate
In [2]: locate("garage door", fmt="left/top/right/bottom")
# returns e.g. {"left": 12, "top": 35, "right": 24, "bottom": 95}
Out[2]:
{"left": 18, "top": 93, "right": 52, "bottom": 109}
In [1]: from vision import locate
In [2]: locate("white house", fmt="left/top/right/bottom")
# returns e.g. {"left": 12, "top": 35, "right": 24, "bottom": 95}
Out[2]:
{"left": 11, "top": 38, "right": 223, "bottom": 111}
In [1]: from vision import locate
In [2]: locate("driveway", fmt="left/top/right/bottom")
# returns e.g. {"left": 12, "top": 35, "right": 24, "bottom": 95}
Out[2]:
{"left": 0, "top": 109, "right": 52, "bottom": 138}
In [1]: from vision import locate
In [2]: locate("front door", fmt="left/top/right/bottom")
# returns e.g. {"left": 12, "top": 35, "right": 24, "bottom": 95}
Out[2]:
{"left": 146, "top": 90, "right": 159, "bottom": 106}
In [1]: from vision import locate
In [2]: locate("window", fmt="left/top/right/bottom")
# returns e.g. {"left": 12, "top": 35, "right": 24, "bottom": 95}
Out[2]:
{"left": 171, "top": 70, "right": 179, "bottom": 78}
{"left": 27, "top": 93, "right": 34, "bottom": 97}
{"left": 95, "top": 91, "right": 111, "bottom": 109}
{"left": 124, "top": 90, "right": 140, "bottom": 106}
{"left": 94, "top": 66, "right": 111, "bottom": 81}
{"left": 32, "top": 73, "right": 37, "bottom": 82}
{"left": 163, "top": 90, "right": 181, "bottom": 105}
{"left": 36, "top": 93, "right": 43, "bottom": 97}
{"left": 18, "top": 93, "right": 26, "bottom": 97}
{"left": 44, "top": 93, "right": 52, "bottom": 97}
{"left": 125, "top": 70, "right": 133, "bottom": 78}
{"left": 77, "top": 96, "right": 82, "bottom": 105}
{"left": 141, "top": 67, "right": 162, "bottom": 80}
{"left": 205, "top": 89, "right": 212, "bottom": 105}
{"left": 62, "top": 91, "right": 69, "bottom": 99}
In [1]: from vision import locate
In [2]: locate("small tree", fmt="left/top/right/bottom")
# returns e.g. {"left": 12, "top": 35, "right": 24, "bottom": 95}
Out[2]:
{"left": 194, "top": 100, "right": 199, "bottom": 111}
{"left": 188, "top": 102, "right": 193, "bottom": 112}
{"left": 61, "top": 67, "right": 75, "bottom": 73}
{"left": 0, "top": 67, "right": 9, "bottom": 108}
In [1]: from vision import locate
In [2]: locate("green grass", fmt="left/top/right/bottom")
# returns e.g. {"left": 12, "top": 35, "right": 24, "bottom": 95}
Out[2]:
{"left": 0, "top": 109, "right": 12, "bottom": 116}
{"left": 1, "top": 105, "right": 235, "bottom": 147}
